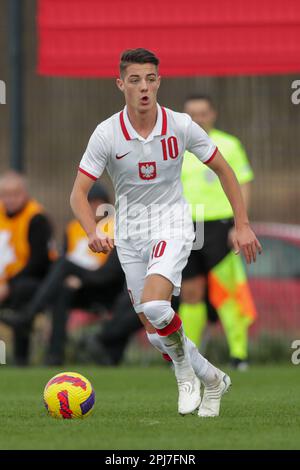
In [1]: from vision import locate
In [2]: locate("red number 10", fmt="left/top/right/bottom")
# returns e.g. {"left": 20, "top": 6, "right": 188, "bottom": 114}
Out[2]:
{"left": 161, "top": 137, "right": 179, "bottom": 160}
{"left": 151, "top": 240, "right": 167, "bottom": 259}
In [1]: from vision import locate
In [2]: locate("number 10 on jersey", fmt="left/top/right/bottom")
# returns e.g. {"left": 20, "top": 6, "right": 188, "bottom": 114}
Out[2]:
{"left": 161, "top": 137, "right": 179, "bottom": 160}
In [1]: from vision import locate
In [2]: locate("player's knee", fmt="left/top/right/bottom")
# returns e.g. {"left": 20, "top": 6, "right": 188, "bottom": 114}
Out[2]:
{"left": 142, "top": 300, "right": 174, "bottom": 330}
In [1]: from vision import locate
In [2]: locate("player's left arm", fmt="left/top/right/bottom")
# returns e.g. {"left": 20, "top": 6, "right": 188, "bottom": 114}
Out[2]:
{"left": 227, "top": 181, "right": 251, "bottom": 248}
{"left": 206, "top": 150, "right": 262, "bottom": 264}
{"left": 229, "top": 139, "right": 254, "bottom": 211}
{"left": 240, "top": 182, "right": 251, "bottom": 211}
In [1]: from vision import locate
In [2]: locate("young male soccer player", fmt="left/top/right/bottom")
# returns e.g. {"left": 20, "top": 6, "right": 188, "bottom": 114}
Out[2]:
{"left": 70, "top": 48, "right": 262, "bottom": 417}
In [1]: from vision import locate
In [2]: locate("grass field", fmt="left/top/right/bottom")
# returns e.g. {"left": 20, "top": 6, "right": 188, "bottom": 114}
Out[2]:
{"left": 0, "top": 364, "right": 299, "bottom": 450}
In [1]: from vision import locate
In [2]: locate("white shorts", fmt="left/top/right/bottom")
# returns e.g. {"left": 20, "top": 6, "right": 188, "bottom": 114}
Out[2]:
{"left": 116, "top": 237, "right": 193, "bottom": 313}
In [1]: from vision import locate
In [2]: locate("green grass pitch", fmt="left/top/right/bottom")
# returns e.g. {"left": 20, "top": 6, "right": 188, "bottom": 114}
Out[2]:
{"left": 0, "top": 364, "right": 299, "bottom": 450}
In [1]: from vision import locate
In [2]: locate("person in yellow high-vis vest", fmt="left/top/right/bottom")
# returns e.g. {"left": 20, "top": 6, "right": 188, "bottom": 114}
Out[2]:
{"left": 0, "top": 171, "right": 55, "bottom": 365}
{"left": 180, "top": 95, "right": 257, "bottom": 370}
{"left": 0, "top": 183, "right": 125, "bottom": 365}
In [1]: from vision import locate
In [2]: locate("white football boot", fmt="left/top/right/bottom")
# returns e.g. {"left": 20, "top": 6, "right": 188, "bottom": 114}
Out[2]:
{"left": 198, "top": 371, "right": 231, "bottom": 417}
{"left": 177, "top": 374, "right": 201, "bottom": 415}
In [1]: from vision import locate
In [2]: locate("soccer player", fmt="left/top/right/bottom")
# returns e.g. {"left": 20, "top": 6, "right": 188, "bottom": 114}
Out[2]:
{"left": 70, "top": 48, "right": 262, "bottom": 417}
{"left": 180, "top": 95, "right": 257, "bottom": 369}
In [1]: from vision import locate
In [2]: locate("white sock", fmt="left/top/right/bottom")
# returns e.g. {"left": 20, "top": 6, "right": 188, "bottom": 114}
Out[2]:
{"left": 185, "top": 337, "right": 220, "bottom": 385}
{"left": 159, "top": 327, "right": 194, "bottom": 381}
{"left": 147, "top": 332, "right": 219, "bottom": 385}
{"left": 146, "top": 330, "right": 194, "bottom": 381}
{"left": 146, "top": 332, "right": 165, "bottom": 354}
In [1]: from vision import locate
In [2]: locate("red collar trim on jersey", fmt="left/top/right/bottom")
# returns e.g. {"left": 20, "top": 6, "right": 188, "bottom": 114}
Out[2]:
{"left": 161, "top": 106, "right": 167, "bottom": 135}
{"left": 120, "top": 111, "right": 131, "bottom": 141}
{"left": 120, "top": 105, "right": 167, "bottom": 140}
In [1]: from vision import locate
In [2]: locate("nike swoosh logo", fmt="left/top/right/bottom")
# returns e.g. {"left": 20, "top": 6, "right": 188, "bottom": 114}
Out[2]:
{"left": 116, "top": 151, "right": 131, "bottom": 159}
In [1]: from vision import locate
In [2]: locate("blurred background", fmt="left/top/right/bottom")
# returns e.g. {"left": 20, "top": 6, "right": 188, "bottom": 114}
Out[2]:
{"left": 0, "top": 0, "right": 300, "bottom": 366}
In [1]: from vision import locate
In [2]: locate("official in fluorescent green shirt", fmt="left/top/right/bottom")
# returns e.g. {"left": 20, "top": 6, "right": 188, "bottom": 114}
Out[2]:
{"left": 179, "top": 95, "right": 257, "bottom": 369}
{"left": 182, "top": 128, "right": 254, "bottom": 221}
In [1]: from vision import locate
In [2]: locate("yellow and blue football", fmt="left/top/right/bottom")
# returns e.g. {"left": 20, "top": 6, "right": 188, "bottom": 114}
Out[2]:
{"left": 43, "top": 372, "right": 95, "bottom": 419}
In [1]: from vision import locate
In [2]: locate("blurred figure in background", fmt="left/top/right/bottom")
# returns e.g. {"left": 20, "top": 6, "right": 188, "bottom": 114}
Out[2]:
{"left": 81, "top": 289, "right": 143, "bottom": 366}
{"left": 2, "top": 183, "right": 125, "bottom": 365}
{"left": 180, "top": 95, "right": 257, "bottom": 369}
{"left": 0, "top": 171, "right": 55, "bottom": 365}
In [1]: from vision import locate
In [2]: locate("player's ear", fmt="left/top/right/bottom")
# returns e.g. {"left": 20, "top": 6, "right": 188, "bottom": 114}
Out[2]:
{"left": 116, "top": 78, "right": 124, "bottom": 93}
{"left": 157, "top": 75, "right": 161, "bottom": 89}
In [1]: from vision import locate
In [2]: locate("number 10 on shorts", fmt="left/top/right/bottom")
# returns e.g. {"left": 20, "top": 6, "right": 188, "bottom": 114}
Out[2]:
{"left": 151, "top": 241, "right": 167, "bottom": 259}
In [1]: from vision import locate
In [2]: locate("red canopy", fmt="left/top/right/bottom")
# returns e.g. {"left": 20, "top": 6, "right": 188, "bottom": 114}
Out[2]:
{"left": 37, "top": 0, "right": 300, "bottom": 77}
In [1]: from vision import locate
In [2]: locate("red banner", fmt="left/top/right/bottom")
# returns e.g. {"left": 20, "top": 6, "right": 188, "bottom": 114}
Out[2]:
{"left": 37, "top": 0, "right": 300, "bottom": 77}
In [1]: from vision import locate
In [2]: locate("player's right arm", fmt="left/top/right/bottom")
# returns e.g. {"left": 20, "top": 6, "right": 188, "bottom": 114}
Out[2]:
{"left": 70, "top": 125, "right": 113, "bottom": 254}
{"left": 70, "top": 172, "right": 111, "bottom": 254}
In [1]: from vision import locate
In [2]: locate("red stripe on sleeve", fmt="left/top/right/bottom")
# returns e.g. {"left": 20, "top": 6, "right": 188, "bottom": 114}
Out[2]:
{"left": 204, "top": 147, "right": 218, "bottom": 165}
{"left": 78, "top": 167, "right": 98, "bottom": 180}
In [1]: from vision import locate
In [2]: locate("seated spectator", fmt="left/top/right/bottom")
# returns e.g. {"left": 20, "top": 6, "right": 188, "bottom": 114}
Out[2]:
{"left": 1, "top": 183, "right": 125, "bottom": 365}
{"left": 82, "top": 289, "right": 143, "bottom": 366}
{"left": 0, "top": 171, "right": 55, "bottom": 365}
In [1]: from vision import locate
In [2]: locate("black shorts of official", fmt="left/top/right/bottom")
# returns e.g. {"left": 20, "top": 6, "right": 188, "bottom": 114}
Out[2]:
{"left": 182, "top": 218, "right": 234, "bottom": 280}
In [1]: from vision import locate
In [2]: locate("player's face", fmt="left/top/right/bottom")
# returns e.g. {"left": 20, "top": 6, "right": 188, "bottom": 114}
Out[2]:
{"left": 117, "top": 63, "right": 160, "bottom": 113}
{"left": 184, "top": 99, "right": 217, "bottom": 133}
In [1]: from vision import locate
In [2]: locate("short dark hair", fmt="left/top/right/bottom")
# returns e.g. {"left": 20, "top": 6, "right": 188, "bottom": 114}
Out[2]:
{"left": 120, "top": 48, "right": 159, "bottom": 77}
{"left": 184, "top": 94, "right": 216, "bottom": 110}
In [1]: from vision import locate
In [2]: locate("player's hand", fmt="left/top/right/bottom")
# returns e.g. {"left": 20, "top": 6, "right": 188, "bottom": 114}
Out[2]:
{"left": 88, "top": 232, "right": 114, "bottom": 254}
{"left": 232, "top": 224, "right": 262, "bottom": 264}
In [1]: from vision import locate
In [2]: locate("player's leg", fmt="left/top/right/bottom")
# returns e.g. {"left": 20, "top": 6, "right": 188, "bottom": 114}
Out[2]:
{"left": 143, "top": 238, "right": 231, "bottom": 417}
{"left": 114, "top": 251, "right": 199, "bottom": 411}
{"left": 141, "top": 272, "right": 201, "bottom": 415}
{"left": 183, "top": 220, "right": 236, "bottom": 416}
{"left": 142, "top": 295, "right": 232, "bottom": 417}
{"left": 118, "top": 240, "right": 229, "bottom": 416}
{"left": 146, "top": 321, "right": 231, "bottom": 417}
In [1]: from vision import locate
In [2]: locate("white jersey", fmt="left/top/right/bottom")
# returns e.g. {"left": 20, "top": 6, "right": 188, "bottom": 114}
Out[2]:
{"left": 79, "top": 104, "right": 217, "bottom": 248}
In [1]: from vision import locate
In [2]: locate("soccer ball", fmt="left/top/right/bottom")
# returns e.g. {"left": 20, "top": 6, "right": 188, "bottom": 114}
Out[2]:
{"left": 43, "top": 372, "right": 95, "bottom": 419}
